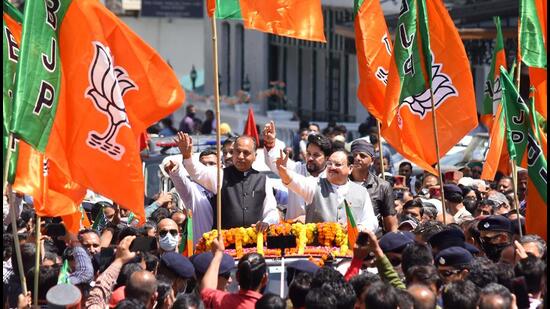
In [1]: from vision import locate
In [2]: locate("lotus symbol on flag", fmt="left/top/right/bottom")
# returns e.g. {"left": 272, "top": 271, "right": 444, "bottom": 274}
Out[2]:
{"left": 85, "top": 42, "right": 138, "bottom": 161}
{"left": 400, "top": 55, "right": 458, "bottom": 119}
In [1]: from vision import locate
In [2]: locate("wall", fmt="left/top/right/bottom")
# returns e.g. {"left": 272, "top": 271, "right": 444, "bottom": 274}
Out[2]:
{"left": 120, "top": 16, "right": 205, "bottom": 84}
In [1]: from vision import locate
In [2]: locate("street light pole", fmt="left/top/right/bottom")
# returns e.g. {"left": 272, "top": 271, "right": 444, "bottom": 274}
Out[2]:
{"left": 190, "top": 65, "right": 197, "bottom": 91}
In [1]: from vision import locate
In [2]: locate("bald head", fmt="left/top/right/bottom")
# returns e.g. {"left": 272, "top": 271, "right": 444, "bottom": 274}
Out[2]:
{"left": 126, "top": 270, "right": 158, "bottom": 304}
{"left": 407, "top": 284, "right": 436, "bottom": 309}
{"left": 158, "top": 218, "right": 178, "bottom": 231}
{"left": 479, "top": 284, "right": 514, "bottom": 309}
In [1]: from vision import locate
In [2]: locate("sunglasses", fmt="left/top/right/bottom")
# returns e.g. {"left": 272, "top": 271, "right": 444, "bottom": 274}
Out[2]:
{"left": 220, "top": 272, "right": 231, "bottom": 280}
{"left": 440, "top": 269, "right": 462, "bottom": 277}
{"left": 159, "top": 229, "right": 178, "bottom": 237}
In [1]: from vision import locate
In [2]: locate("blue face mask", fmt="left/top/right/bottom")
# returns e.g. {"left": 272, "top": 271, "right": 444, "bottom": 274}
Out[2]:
{"left": 159, "top": 233, "right": 179, "bottom": 252}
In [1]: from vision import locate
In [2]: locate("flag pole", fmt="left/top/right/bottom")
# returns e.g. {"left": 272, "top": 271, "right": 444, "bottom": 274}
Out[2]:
{"left": 8, "top": 186, "right": 28, "bottom": 296}
{"left": 2, "top": 133, "right": 14, "bottom": 196}
{"left": 34, "top": 215, "right": 42, "bottom": 306}
{"left": 210, "top": 15, "right": 222, "bottom": 234}
{"left": 376, "top": 120, "right": 385, "bottom": 179}
{"left": 428, "top": 89, "right": 447, "bottom": 224}
{"left": 509, "top": 60, "right": 524, "bottom": 237}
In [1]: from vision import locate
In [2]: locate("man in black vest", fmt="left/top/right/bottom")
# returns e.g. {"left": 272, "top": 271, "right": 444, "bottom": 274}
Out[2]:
{"left": 177, "top": 132, "right": 279, "bottom": 231}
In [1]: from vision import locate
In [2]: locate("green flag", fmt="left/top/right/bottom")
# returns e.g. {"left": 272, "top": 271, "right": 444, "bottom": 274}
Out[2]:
{"left": 57, "top": 259, "right": 70, "bottom": 284}
{"left": 500, "top": 67, "right": 530, "bottom": 165}
{"left": 2, "top": 0, "right": 22, "bottom": 184}
{"left": 519, "top": 0, "right": 547, "bottom": 68}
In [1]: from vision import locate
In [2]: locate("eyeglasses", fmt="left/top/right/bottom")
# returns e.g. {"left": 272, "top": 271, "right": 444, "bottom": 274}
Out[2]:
{"left": 159, "top": 229, "right": 178, "bottom": 237}
{"left": 439, "top": 269, "right": 462, "bottom": 277}
{"left": 326, "top": 161, "right": 346, "bottom": 168}
{"left": 220, "top": 272, "right": 231, "bottom": 280}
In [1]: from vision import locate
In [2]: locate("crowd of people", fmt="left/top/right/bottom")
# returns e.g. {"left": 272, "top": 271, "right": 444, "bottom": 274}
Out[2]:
{"left": 2, "top": 118, "right": 546, "bottom": 309}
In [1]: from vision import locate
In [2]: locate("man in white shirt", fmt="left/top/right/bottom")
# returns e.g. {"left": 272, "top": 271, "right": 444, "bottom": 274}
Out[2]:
{"left": 276, "top": 149, "right": 379, "bottom": 232}
{"left": 177, "top": 132, "right": 279, "bottom": 231}
{"left": 163, "top": 149, "right": 218, "bottom": 245}
{"left": 263, "top": 121, "right": 332, "bottom": 222}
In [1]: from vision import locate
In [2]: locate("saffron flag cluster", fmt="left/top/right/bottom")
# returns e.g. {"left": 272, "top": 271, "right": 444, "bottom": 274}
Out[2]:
{"left": 6, "top": 0, "right": 184, "bottom": 228}
{"left": 354, "top": 0, "right": 477, "bottom": 176}
{"left": 207, "top": 0, "right": 326, "bottom": 42}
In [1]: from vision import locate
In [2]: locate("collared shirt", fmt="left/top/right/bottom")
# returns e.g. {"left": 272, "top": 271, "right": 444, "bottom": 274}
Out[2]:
{"left": 355, "top": 173, "right": 396, "bottom": 218}
{"left": 453, "top": 206, "right": 474, "bottom": 225}
{"left": 168, "top": 161, "right": 214, "bottom": 245}
{"left": 285, "top": 170, "right": 378, "bottom": 232}
{"left": 264, "top": 139, "right": 326, "bottom": 220}
{"left": 69, "top": 246, "right": 94, "bottom": 285}
{"left": 183, "top": 157, "right": 279, "bottom": 225}
{"left": 201, "top": 288, "right": 262, "bottom": 309}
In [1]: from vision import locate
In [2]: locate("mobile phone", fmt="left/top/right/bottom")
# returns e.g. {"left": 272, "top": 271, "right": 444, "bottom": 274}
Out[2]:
{"left": 266, "top": 235, "right": 296, "bottom": 250}
{"left": 393, "top": 175, "right": 406, "bottom": 187}
{"left": 44, "top": 223, "right": 67, "bottom": 237}
{"left": 130, "top": 236, "right": 158, "bottom": 253}
{"left": 99, "top": 247, "right": 116, "bottom": 272}
{"left": 511, "top": 276, "right": 530, "bottom": 309}
{"left": 355, "top": 232, "right": 370, "bottom": 247}
{"left": 429, "top": 186, "right": 441, "bottom": 198}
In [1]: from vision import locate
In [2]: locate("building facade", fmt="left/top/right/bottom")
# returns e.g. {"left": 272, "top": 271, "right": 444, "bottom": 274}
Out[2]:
{"left": 203, "top": 0, "right": 521, "bottom": 124}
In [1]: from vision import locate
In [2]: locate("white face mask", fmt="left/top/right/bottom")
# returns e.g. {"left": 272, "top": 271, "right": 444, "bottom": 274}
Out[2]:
{"left": 159, "top": 233, "right": 179, "bottom": 251}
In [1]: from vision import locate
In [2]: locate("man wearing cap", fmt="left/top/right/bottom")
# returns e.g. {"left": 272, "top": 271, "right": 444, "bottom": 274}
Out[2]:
{"left": 178, "top": 133, "right": 279, "bottom": 231}
{"left": 487, "top": 192, "right": 511, "bottom": 216}
{"left": 349, "top": 139, "right": 398, "bottom": 233}
{"left": 378, "top": 231, "right": 415, "bottom": 272}
{"left": 263, "top": 121, "right": 332, "bottom": 221}
{"left": 443, "top": 184, "right": 473, "bottom": 225}
{"left": 428, "top": 228, "right": 480, "bottom": 256}
{"left": 435, "top": 246, "right": 473, "bottom": 284}
{"left": 277, "top": 150, "right": 379, "bottom": 232}
{"left": 191, "top": 252, "right": 235, "bottom": 291}
{"left": 477, "top": 215, "right": 513, "bottom": 262}
{"left": 286, "top": 260, "right": 319, "bottom": 288}
{"left": 158, "top": 252, "right": 196, "bottom": 295}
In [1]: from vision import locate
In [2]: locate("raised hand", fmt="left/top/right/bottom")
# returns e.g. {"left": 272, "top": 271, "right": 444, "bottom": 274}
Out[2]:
{"left": 164, "top": 160, "right": 178, "bottom": 174}
{"left": 175, "top": 132, "right": 193, "bottom": 159}
{"left": 263, "top": 121, "right": 276, "bottom": 149}
{"left": 275, "top": 149, "right": 289, "bottom": 170}
{"left": 276, "top": 149, "right": 291, "bottom": 185}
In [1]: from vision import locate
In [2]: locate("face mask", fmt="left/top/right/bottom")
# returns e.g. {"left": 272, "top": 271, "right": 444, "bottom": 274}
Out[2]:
{"left": 481, "top": 242, "right": 510, "bottom": 262}
{"left": 159, "top": 233, "right": 179, "bottom": 252}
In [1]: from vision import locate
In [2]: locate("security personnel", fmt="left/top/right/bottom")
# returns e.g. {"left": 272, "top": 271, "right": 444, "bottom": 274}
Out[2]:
{"left": 435, "top": 246, "right": 473, "bottom": 283}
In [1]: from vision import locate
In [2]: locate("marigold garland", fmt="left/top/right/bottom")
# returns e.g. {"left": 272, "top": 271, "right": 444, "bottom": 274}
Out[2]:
{"left": 195, "top": 222, "right": 352, "bottom": 258}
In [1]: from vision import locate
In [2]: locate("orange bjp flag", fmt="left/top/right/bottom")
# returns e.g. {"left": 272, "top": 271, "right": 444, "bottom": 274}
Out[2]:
{"left": 354, "top": 0, "right": 393, "bottom": 121}
{"left": 480, "top": 104, "right": 512, "bottom": 181}
{"left": 238, "top": 0, "right": 326, "bottom": 42}
{"left": 13, "top": 142, "right": 87, "bottom": 227}
{"left": 12, "top": 0, "right": 185, "bottom": 224}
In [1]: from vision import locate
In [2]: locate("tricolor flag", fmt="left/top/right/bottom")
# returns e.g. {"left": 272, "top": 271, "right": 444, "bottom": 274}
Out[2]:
{"left": 519, "top": 0, "right": 547, "bottom": 119}
{"left": 11, "top": 0, "right": 185, "bottom": 224}
{"left": 500, "top": 67, "right": 547, "bottom": 240}
{"left": 381, "top": 0, "right": 478, "bottom": 175}
{"left": 481, "top": 17, "right": 507, "bottom": 130}
{"left": 344, "top": 200, "right": 358, "bottom": 249}
{"left": 354, "top": 0, "right": 393, "bottom": 121}
{"left": 207, "top": 0, "right": 326, "bottom": 42}
{"left": 179, "top": 209, "right": 194, "bottom": 257}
